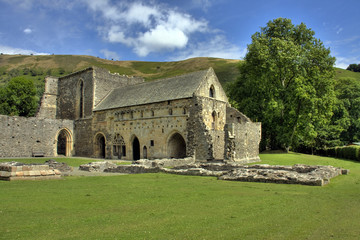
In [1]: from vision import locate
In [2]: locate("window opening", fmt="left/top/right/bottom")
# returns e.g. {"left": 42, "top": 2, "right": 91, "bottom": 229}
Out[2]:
{"left": 209, "top": 85, "right": 215, "bottom": 98}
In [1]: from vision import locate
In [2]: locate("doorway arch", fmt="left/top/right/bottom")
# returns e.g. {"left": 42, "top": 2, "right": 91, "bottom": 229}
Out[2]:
{"left": 132, "top": 136, "right": 140, "bottom": 160}
{"left": 94, "top": 133, "right": 106, "bottom": 158}
{"left": 56, "top": 128, "right": 73, "bottom": 156}
{"left": 167, "top": 132, "right": 186, "bottom": 158}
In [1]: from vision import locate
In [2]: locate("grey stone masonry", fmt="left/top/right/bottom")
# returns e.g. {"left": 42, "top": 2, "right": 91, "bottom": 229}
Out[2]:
{"left": 0, "top": 115, "right": 74, "bottom": 157}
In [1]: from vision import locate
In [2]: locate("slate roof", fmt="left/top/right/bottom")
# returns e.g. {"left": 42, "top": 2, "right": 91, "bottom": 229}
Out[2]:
{"left": 94, "top": 68, "right": 210, "bottom": 111}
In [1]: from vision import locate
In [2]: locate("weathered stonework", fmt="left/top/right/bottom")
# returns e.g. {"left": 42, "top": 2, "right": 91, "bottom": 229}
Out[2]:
{"left": 0, "top": 115, "right": 74, "bottom": 157}
{"left": 0, "top": 162, "right": 62, "bottom": 181}
{"left": 1, "top": 67, "right": 261, "bottom": 162}
{"left": 76, "top": 160, "right": 347, "bottom": 186}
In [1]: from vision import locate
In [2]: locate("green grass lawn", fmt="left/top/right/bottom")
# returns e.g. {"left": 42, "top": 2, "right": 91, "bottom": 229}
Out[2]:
{"left": 1, "top": 153, "right": 359, "bottom": 239}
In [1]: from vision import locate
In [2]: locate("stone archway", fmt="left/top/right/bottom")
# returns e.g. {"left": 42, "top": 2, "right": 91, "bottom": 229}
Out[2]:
{"left": 132, "top": 137, "right": 140, "bottom": 160}
{"left": 56, "top": 129, "right": 73, "bottom": 156}
{"left": 167, "top": 132, "right": 186, "bottom": 158}
{"left": 94, "top": 133, "right": 106, "bottom": 158}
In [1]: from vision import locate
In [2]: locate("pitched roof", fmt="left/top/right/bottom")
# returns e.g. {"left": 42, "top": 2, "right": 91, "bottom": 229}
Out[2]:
{"left": 94, "top": 68, "right": 210, "bottom": 111}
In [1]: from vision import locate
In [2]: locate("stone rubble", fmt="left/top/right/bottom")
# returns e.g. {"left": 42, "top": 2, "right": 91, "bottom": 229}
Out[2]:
{"left": 77, "top": 158, "right": 349, "bottom": 186}
{"left": 45, "top": 159, "right": 73, "bottom": 172}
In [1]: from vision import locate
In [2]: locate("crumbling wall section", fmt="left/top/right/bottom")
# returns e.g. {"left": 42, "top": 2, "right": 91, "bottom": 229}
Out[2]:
{"left": 37, "top": 76, "right": 58, "bottom": 119}
{"left": 187, "top": 96, "right": 227, "bottom": 161}
{"left": 93, "top": 67, "right": 144, "bottom": 107}
{"left": 0, "top": 115, "right": 74, "bottom": 157}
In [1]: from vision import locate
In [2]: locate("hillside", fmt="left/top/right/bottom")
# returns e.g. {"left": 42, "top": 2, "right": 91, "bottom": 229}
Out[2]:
{"left": 0, "top": 54, "right": 359, "bottom": 97}
{"left": 0, "top": 54, "right": 240, "bottom": 84}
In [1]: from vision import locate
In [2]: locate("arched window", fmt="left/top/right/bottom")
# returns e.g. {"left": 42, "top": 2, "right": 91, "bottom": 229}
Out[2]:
{"left": 169, "top": 108, "right": 173, "bottom": 115}
{"left": 212, "top": 111, "right": 216, "bottom": 130}
{"left": 209, "top": 85, "right": 215, "bottom": 98}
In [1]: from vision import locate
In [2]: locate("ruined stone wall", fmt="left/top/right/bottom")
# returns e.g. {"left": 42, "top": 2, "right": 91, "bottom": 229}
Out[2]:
{"left": 93, "top": 67, "right": 144, "bottom": 107}
{"left": 91, "top": 99, "right": 191, "bottom": 160}
{"left": 74, "top": 118, "right": 93, "bottom": 157}
{"left": 225, "top": 106, "right": 261, "bottom": 161}
{"left": 56, "top": 68, "right": 94, "bottom": 120}
{"left": 187, "top": 96, "right": 227, "bottom": 160}
{"left": 0, "top": 115, "right": 74, "bottom": 158}
{"left": 56, "top": 67, "right": 144, "bottom": 120}
{"left": 225, "top": 121, "right": 261, "bottom": 162}
{"left": 37, "top": 76, "right": 58, "bottom": 119}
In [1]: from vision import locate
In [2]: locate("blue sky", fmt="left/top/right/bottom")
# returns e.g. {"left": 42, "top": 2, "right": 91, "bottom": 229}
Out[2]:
{"left": 0, "top": 0, "right": 359, "bottom": 69}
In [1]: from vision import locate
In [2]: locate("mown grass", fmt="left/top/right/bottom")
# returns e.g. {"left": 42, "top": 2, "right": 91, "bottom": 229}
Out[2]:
{"left": 1, "top": 153, "right": 360, "bottom": 239}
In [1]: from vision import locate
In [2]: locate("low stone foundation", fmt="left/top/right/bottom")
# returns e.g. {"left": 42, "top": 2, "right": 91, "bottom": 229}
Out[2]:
{"left": 79, "top": 161, "right": 117, "bottom": 172}
{"left": 0, "top": 162, "right": 62, "bottom": 181}
{"left": 133, "top": 157, "right": 195, "bottom": 168}
{"left": 77, "top": 159, "right": 348, "bottom": 186}
{"left": 218, "top": 164, "right": 348, "bottom": 186}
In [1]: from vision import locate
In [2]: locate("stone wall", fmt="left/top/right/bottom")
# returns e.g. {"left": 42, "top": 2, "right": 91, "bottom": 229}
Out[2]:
{"left": 92, "top": 98, "right": 191, "bottom": 160}
{"left": 37, "top": 76, "right": 58, "bottom": 119}
{"left": 225, "top": 106, "right": 261, "bottom": 162}
{"left": 0, "top": 115, "right": 74, "bottom": 157}
{"left": 56, "top": 67, "right": 144, "bottom": 120}
{"left": 56, "top": 68, "right": 94, "bottom": 120}
{"left": 74, "top": 118, "right": 93, "bottom": 157}
{"left": 93, "top": 67, "right": 144, "bottom": 107}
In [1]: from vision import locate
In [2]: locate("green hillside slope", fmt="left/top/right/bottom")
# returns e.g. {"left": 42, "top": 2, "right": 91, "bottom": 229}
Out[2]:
{"left": 0, "top": 54, "right": 359, "bottom": 98}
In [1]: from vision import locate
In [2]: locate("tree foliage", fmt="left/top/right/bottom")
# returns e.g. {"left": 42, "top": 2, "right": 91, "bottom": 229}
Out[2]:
{"left": 346, "top": 63, "right": 360, "bottom": 72}
{"left": 336, "top": 78, "right": 360, "bottom": 142}
{"left": 0, "top": 76, "right": 38, "bottom": 117}
{"left": 228, "top": 18, "right": 336, "bottom": 151}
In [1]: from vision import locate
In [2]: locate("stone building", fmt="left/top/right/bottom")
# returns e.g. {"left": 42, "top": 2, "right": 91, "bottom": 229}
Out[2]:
{"left": 0, "top": 66, "right": 261, "bottom": 162}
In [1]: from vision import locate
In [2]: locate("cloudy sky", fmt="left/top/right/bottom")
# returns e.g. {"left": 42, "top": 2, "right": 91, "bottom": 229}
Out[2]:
{"left": 0, "top": 0, "right": 359, "bottom": 68}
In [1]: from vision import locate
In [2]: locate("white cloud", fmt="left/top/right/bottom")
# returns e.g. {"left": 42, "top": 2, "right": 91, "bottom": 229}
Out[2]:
{"left": 100, "top": 49, "right": 120, "bottom": 60}
{"left": 170, "top": 35, "right": 246, "bottom": 61}
{"left": 136, "top": 25, "right": 189, "bottom": 56}
{"left": 84, "top": 1, "right": 209, "bottom": 57}
{"left": 24, "top": 28, "right": 32, "bottom": 34}
{"left": 334, "top": 56, "right": 360, "bottom": 69}
{"left": 0, "top": 45, "right": 49, "bottom": 55}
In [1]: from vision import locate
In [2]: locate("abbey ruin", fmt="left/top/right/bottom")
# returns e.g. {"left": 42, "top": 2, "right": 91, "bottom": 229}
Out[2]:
{"left": 0, "top": 67, "right": 261, "bottom": 162}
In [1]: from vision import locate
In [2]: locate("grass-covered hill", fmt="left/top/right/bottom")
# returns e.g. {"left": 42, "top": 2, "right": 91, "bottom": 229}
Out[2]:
{"left": 0, "top": 54, "right": 240, "bottom": 88}
{"left": 0, "top": 54, "right": 359, "bottom": 97}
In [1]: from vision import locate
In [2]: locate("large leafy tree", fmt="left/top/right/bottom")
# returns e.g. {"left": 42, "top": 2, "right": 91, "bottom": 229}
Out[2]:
{"left": 336, "top": 78, "right": 360, "bottom": 143}
{"left": 0, "top": 76, "right": 38, "bottom": 117}
{"left": 228, "top": 18, "right": 336, "bottom": 151}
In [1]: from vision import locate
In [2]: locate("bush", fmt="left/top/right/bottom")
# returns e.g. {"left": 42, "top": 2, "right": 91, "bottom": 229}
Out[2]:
{"left": 325, "top": 146, "right": 360, "bottom": 161}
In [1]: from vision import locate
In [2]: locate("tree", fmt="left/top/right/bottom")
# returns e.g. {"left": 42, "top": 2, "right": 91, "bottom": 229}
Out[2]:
{"left": 336, "top": 78, "right": 360, "bottom": 143}
{"left": 346, "top": 63, "right": 360, "bottom": 72}
{"left": 0, "top": 76, "right": 38, "bottom": 117}
{"left": 228, "top": 18, "right": 336, "bottom": 151}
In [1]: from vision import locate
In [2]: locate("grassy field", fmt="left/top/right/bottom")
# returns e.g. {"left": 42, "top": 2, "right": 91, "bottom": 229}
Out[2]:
{"left": 1, "top": 153, "right": 360, "bottom": 239}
